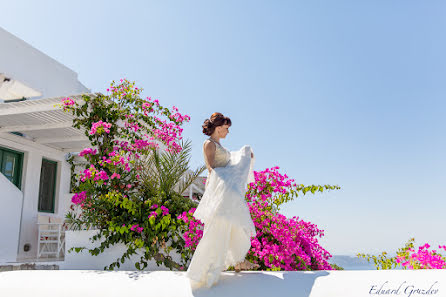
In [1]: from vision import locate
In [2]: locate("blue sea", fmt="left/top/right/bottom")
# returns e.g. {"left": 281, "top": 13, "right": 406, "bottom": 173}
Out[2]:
{"left": 330, "top": 255, "right": 377, "bottom": 270}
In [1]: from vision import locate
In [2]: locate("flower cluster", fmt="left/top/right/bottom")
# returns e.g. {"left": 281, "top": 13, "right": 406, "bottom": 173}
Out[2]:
{"left": 246, "top": 166, "right": 297, "bottom": 204}
{"left": 152, "top": 116, "right": 185, "bottom": 153}
{"left": 62, "top": 97, "right": 75, "bottom": 110}
{"left": 71, "top": 191, "right": 87, "bottom": 205}
{"left": 148, "top": 211, "right": 158, "bottom": 218}
{"left": 110, "top": 173, "right": 120, "bottom": 180}
{"left": 169, "top": 106, "right": 191, "bottom": 123}
{"left": 79, "top": 148, "right": 97, "bottom": 157}
{"left": 245, "top": 167, "right": 334, "bottom": 270}
{"left": 178, "top": 208, "right": 203, "bottom": 249}
{"left": 396, "top": 243, "right": 446, "bottom": 269}
{"left": 63, "top": 79, "right": 190, "bottom": 154}
{"left": 130, "top": 224, "right": 144, "bottom": 233}
{"left": 89, "top": 120, "right": 112, "bottom": 135}
{"left": 248, "top": 200, "right": 332, "bottom": 270}
{"left": 78, "top": 164, "right": 111, "bottom": 183}
{"left": 147, "top": 205, "right": 171, "bottom": 219}
{"left": 110, "top": 81, "right": 189, "bottom": 154}
{"left": 160, "top": 205, "right": 169, "bottom": 216}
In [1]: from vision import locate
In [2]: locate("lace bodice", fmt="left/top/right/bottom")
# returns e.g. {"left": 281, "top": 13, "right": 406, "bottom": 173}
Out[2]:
{"left": 203, "top": 138, "right": 230, "bottom": 168}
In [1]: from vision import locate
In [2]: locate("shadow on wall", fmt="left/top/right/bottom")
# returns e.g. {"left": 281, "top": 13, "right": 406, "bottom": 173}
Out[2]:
{"left": 69, "top": 269, "right": 329, "bottom": 297}
{"left": 193, "top": 271, "right": 330, "bottom": 297}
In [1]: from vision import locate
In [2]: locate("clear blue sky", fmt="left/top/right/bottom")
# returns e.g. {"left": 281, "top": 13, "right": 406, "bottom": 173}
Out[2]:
{"left": 2, "top": 0, "right": 445, "bottom": 256}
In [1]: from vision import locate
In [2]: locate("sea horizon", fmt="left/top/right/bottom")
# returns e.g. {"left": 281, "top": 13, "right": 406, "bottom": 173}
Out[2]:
{"left": 330, "top": 255, "right": 377, "bottom": 270}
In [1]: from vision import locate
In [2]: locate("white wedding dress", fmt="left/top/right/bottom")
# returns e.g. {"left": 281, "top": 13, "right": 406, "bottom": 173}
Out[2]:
{"left": 186, "top": 138, "right": 256, "bottom": 289}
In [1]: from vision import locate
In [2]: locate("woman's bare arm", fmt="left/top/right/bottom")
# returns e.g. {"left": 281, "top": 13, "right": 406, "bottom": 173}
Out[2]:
{"left": 203, "top": 141, "right": 216, "bottom": 173}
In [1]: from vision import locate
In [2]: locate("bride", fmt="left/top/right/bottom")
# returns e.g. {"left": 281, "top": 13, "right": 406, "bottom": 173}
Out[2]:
{"left": 186, "top": 112, "right": 259, "bottom": 289}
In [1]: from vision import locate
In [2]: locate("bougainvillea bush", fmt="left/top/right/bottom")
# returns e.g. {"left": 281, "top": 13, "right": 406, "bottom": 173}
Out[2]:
{"left": 64, "top": 79, "right": 204, "bottom": 270}
{"left": 358, "top": 238, "right": 446, "bottom": 270}
{"left": 64, "top": 79, "right": 339, "bottom": 272}
{"left": 180, "top": 166, "right": 340, "bottom": 271}
{"left": 396, "top": 242, "right": 446, "bottom": 269}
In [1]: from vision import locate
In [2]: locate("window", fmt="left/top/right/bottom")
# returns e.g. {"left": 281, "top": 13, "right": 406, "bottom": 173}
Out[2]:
{"left": 0, "top": 147, "right": 23, "bottom": 189}
{"left": 38, "top": 159, "right": 57, "bottom": 213}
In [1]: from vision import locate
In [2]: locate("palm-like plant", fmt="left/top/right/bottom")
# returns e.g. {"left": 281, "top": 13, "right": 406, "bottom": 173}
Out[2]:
{"left": 139, "top": 139, "right": 206, "bottom": 204}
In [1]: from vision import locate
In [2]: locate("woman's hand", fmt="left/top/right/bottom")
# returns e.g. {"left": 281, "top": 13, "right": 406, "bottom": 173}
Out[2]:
{"left": 251, "top": 152, "right": 254, "bottom": 158}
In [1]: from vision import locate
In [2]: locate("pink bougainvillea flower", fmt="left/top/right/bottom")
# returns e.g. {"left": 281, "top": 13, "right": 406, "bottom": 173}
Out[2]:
{"left": 160, "top": 205, "right": 169, "bottom": 216}
{"left": 130, "top": 224, "right": 144, "bottom": 233}
{"left": 89, "top": 120, "right": 112, "bottom": 135}
{"left": 148, "top": 211, "right": 158, "bottom": 219}
{"left": 396, "top": 242, "right": 446, "bottom": 269}
{"left": 71, "top": 191, "right": 87, "bottom": 205}
{"left": 79, "top": 148, "right": 97, "bottom": 157}
{"left": 62, "top": 97, "right": 75, "bottom": 106}
{"left": 110, "top": 173, "right": 121, "bottom": 180}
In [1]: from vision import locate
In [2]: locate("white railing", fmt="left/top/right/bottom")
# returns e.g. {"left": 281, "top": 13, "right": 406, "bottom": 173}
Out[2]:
{"left": 189, "top": 183, "right": 204, "bottom": 200}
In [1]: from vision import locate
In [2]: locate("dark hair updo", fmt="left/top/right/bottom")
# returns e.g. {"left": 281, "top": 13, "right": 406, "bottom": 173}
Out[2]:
{"left": 202, "top": 112, "right": 232, "bottom": 136}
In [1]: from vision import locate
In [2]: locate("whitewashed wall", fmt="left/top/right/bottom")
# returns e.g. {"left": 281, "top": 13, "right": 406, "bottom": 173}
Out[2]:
{"left": 0, "top": 136, "right": 72, "bottom": 261}
{"left": 60, "top": 230, "right": 182, "bottom": 271}
{"left": 0, "top": 26, "right": 89, "bottom": 100}
{"left": 1, "top": 268, "right": 445, "bottom": 297}
{"left": 0, "top": 172, "right": 23, "bottom": 262}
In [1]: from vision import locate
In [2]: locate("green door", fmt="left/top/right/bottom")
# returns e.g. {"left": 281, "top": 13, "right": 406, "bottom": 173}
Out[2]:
{"left": 38, "top": 159, "right": 57, "bottom": 213}
{"left": 0, "top": 147, "right": 23, "bottom": 189}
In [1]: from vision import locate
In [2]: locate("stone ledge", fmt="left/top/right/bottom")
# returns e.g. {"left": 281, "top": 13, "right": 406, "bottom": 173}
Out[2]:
{"left": 0, "top": 269, "right": 444, "bottom": 297}
{"left": 0, "top": 263, "right": 59, "bottom": 272}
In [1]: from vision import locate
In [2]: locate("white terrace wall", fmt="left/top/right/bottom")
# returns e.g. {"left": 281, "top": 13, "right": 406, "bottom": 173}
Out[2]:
{"left": 60, "top": 230, "right": 182, "bottom": 271}
{"left": 2, "top": 269, "right": 445, "bottom": 297}
{"left": 0, "top": 172, "right": 22, "bottom": 262}
{"left": 0, "top": 134, "right": 72, "bottom": 261}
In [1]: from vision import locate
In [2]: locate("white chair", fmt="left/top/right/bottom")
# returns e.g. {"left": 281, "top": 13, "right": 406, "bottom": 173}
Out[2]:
{"left": 50, "top": 216, "right": 66, "bottom": 257}
{"left": 37, "top": 215, "right": 65, "bottom": 259}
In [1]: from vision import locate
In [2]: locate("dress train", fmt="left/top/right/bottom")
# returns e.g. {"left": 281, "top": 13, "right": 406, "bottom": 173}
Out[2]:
{"left": 186, "top": 145, "right": 256, "bottom": 289}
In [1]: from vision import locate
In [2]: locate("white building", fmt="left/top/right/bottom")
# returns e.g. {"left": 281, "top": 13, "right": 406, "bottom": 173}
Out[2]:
{"left": 0, "top": 26, "right": 90, "bottom": 262}
{"left": 0, "top": 26, "right": 89, "bottom": 102}
{"left": 0, "top": 26, "right": 206, "bottom": 267}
